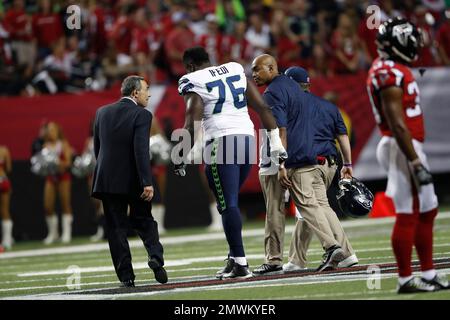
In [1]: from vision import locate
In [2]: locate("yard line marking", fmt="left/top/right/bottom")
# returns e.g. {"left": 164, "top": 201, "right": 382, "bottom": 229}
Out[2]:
{"left": 8, "top": 269, "right": 449, "bottom": 300}
{"left": 2, "top": 212, "right": 449, "bottom": 260}
{"left": 15, "top": 243, "right": 450, "bottom": 278}
{"left": 15, "top": 254, "right": 264, "bottom": 277}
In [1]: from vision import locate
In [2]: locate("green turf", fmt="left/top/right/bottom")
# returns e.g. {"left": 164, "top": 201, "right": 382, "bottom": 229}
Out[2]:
{"left": 0, "top": 214, "right": 449, "bottom": 300}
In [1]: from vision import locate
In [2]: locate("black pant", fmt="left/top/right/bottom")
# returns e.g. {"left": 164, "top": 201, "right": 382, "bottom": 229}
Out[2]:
{"left": 101, "top": 193, "right": 164, "bottom": 282}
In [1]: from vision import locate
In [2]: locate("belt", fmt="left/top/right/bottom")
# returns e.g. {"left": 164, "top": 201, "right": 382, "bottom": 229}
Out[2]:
{"left": 317, "top": 155, "right": 337, "bottom": 166}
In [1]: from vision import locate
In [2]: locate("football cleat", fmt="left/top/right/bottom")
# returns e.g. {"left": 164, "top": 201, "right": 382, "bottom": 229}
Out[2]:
{"left": 422, "top": 273, "right": 450, "bottom": 290}
{"left": 216, "top": 258, "right": 235, "bottom": 279}
{"left": 397, "top": 277, "right": 437, "bottom": 294}
{"left": 221, "top": 264, "right": 253, "bottom": 280}
{"left": 316, "top": 245, "right": 345, "bottom": 272}
{"left": 253, "top": 263, "right": 283, "bottom": 276}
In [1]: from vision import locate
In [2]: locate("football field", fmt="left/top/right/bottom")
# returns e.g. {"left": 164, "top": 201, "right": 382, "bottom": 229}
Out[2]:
{"left": 1, "top": 211, "right": 450, "bottom": 300}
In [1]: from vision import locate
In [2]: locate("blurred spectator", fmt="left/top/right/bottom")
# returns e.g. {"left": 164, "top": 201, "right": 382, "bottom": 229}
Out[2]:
{"left": 189, "top": 4, "right": 208, "bottom": 41}
{"left": 31, "top": 36, "right": 77, "bottom": 94}
{"left": 86, "top": 0, "right": 108, "bottom": 58}
{"left": 310, "top": 43, "right": 332, "bottom": 77}
{"left": 436, "top": 9, "right": 450, "bottom": 66}
{"left": 331, "top": 13, "right": 364, "bottom": 74}
{"left": 108, "top": 3, "right": 136, "bottom": 66}
{"left": 4, "top": 0, "right": 36, "bottom": 75}
{"left": 271, "top": 9, "right": 304, "bottom": 71}
{"left": 411, "top": 5, "right": 439, "bottom": 67}
{"left": 198, "top": 13, "right": 224, "bottom": 65}
{"left": 216, "top": 0, "right": 246, "bottom": 34}
{"left": 131, "top": 6, "right": 160, "bottom": 82}
{"left": 164, "top": 10, "right": 195, "bottom": 79}
{"left": 1, "top": 0, "right": 448, "bottom": 97}
{"left": 358, "top": 7, "right": 379, "bottom": 63}
{"left": 222, "top": 20, "right": 254, "bottom": 73}
{"left": 245, "top": 11, "right": 273, "bottom": 57}
{"left": 379, "top": 0, "right": 404, "bottom": 21}
{"left": 286, "top": 0, "right": 317, "bottom": 64}
{"left": 32, "top": 0, "right": 63, "bottom": 60}
{"left": 101, "top": 40, "right": 134, "bottom": 83}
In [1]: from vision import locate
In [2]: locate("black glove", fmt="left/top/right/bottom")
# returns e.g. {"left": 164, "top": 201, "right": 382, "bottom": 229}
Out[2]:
{"left": 174, "top": 162, "right": 186, "bottom": 177}
{"left": 414, "top": 164, "right": 433, "bottom": 185}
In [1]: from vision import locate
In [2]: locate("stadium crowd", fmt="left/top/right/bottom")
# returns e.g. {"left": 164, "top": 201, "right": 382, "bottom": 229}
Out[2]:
{"left": 0, "top": 0, "right": 449, "bottom": 96}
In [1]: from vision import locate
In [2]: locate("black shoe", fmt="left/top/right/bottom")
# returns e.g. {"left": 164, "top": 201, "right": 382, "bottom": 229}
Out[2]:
{"left": 120, "top": 279, "right": 135, "bottom": 288}
{"left": 422, "top": 273, "right": 450, "bottom": 290}
{"left": 398, "top": 277, "right": 437, "bottom": 294}
{"left": 316, "top": 245, "right": 345, "bottom": 272}
{"left": 221, "top": 264, "right": 253, "bottom": 280}
{"left": 216, "top": 257, "right": 235, "bottom": 279}
{"left": 253, "top": 263, "right": 283, "bottom": 276}
{"left": 148, "top": 258, "right": 168, "bottom": 284}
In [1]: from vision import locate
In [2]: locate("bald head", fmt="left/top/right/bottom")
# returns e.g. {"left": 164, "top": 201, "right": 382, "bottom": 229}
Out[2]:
{"left": 252, "top": 54, "right": 279, "bottom": 86}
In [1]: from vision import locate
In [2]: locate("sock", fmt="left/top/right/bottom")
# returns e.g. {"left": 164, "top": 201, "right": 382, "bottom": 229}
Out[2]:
{"left": 414, "top": 208, "right": 438, "bottom": 272}
{"left": 421, "top": 269, "right": 437, "bottom": 281}
{"left": 61, "top": 214, "right": 73, "bottom": 240}
{"left": 398, "top": 275, "right": 414, "bottom": 286}
{"left": 221, "top": 207, "right": 245, "bottom": 258}
{"left": 391, "top": 213, "right": 418, "bottom": 277}
{"left": 1, "top": 219, "right": 13, "bottom": 247}
{"left": 209, "top": 203, "right": 222, "bottom": 227}
{"left": 46, "top": 215, "right": 58, "bottom": 236}
{"left": 234, "top": 257, "right": 247, "bottom": 266}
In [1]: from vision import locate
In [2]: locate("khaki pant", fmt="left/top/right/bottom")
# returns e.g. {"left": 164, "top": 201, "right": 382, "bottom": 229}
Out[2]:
{"left": 259, "top": 173, "right": 285, "bottom": 266}
{"left": 288, "top": 161, "right": 354, "bottom": 267}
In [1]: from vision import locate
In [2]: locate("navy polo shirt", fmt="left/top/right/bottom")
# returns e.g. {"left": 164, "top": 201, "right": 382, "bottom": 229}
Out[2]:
{"left": 263, "top": 74, "right": 318, "bottom": 168}
{"left": 310, "top": 93, "right": 347, "bottom": 157}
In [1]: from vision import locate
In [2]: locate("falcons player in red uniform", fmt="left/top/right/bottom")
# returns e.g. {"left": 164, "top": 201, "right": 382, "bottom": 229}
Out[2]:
{"left": 367, "top": 18, "right": 449, "bottom": 294}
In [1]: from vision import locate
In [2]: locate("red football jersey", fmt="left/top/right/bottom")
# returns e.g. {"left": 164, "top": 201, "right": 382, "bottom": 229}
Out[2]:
{"left": 367, "top": 58, "right": 425, "bottom": 142}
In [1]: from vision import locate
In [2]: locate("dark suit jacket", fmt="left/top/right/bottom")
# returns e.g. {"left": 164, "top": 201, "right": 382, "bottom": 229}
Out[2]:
{"left": 92, "top": 97, "right": 152, "bottom": 199}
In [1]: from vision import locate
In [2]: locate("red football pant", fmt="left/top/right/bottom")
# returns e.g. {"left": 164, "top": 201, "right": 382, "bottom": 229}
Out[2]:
{"left": 391, "top": 208, "right": 437, "bottom": 277}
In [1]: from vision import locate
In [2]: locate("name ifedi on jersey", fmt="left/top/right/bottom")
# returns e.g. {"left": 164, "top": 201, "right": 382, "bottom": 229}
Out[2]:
{"left": 208, "top": 65, "right": 230, "bottom": 77}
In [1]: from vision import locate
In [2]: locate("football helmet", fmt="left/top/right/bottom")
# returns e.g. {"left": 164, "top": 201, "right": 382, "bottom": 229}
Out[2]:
{"left": 336, "top": 178, "right": 374, "bottom": 218}
{"left": 376, "top": 17, "right": 424, "bottom": 64}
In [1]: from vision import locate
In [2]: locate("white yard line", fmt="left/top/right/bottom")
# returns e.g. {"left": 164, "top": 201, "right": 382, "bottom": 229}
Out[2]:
{"left": 15, "top": 242, "right": 450, "bottom": 278}
{"left": 4, "top": 211, "right": 450, "bottom": 261}
{"left": 2, "top": 211, "right": 449, "bottom": 260}
{"left": 6, "top": 268, "right": 449, "bottom": 300}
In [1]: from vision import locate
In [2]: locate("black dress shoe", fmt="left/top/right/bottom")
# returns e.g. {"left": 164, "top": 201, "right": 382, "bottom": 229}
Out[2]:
{"left": 148, "top": 258, "right": 168, "bottom": 284}
{"left": 120, "top": 279, "right": 135, "bottom": 288}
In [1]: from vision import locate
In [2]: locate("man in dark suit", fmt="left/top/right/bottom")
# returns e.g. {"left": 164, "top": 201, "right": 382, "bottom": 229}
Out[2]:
{"left": 92, "top": 75, "right": 167, "bottom": 287}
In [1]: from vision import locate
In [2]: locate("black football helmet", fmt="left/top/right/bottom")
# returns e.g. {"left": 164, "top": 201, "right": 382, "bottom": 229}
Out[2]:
{"left": 376, "top": 17, "right": 424, "bottom": 64}
{"left": 336, "top": 178, "right": 374, "bottom": 218}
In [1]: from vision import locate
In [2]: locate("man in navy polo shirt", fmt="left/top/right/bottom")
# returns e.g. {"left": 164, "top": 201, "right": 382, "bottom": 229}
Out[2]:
{"left": 252, "top": 54, "right": 346, "bottom": 273}
{"left": 283, "top": 66, "right": 358, "bottom": 272}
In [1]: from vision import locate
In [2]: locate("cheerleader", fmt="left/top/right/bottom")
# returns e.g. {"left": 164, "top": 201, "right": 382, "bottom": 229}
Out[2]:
{"left": 0, "top": 145, "right": 13, "bottom": 250}
{"left": 42, "top": 122, "right": 73, "bottom": 244}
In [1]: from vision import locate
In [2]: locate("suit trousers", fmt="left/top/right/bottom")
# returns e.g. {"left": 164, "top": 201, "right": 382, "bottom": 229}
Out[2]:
{"left": 259, "top": 173, "right": 286, "bottom": 266}
{"left": 101, "top": 193, "right": 164, "bottom": 282}
{"left": 288, "top": 161, "right": 354, "bottom": 267}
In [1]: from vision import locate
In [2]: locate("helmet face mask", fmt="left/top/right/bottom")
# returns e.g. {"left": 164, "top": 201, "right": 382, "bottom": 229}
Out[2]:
{"left": 337, "top": 178, "right": 374, "bottom": 218}
{"left": 376, "top": 17, "right": 423, "bottom": 64}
